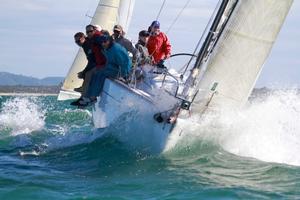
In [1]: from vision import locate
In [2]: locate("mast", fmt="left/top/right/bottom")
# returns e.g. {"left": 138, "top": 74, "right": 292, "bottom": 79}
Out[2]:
{"left": 182, "top": 0, "right": 238, "bottom": 100}
{"left": 193, "top": 0, "right": 230, "bottom": 70}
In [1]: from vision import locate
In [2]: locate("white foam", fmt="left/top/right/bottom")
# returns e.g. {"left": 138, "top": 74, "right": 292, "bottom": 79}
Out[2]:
{"left": 0, "top": 97, "right": 45, "bottom": 135}
{"left": 186, "top": 89, "right": 300, "bottom": 166}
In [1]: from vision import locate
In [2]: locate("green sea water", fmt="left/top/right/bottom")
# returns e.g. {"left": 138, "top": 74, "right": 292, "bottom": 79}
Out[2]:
{"left": 0, "top": 93, "right": 299, "bottom": 199}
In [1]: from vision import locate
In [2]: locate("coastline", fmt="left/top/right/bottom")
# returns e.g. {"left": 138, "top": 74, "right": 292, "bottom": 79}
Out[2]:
{"left": 0, "top": 93, "right": 58, "bottom": 96}
{"left": 0, "top": 85, "right": 60, "bottom": 96}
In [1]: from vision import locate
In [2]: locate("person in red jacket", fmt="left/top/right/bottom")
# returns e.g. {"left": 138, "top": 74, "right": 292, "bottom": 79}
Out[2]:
{"left": 85, "top": 25, "right": 106, "bottom": 69}
{"left": 147, "top": 20, "right": 171, "bottom": 67}
{"left": 71, "top": 25, "right": 107, "bottom": 107}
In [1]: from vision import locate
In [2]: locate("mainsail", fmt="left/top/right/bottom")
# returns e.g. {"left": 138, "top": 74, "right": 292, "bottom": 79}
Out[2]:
{"left": 186, "top": 0, "right": 293, "bottom": 112}
{"left": 58, "top": 0, "right": 135, "bottom": 100}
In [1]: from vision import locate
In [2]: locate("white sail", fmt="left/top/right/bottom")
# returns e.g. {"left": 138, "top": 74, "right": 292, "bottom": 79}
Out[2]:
{"left": 58, "top": 0, "right": 135, "bottom": 100}
{"left": 118, "top": 0, "right": 135, "bottom": 32}
{"left": 191, "top": 0, "right": 293, "bottom": 111}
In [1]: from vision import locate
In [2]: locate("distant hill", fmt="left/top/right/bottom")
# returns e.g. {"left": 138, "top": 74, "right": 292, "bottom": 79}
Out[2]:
{"left": 0, "top": 72, "right": 64, "bottom": 86}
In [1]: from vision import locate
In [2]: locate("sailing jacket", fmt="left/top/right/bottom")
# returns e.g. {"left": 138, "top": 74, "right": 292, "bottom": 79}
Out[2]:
{"left": 81, "top": 38, "right": 96, "bottom": 73}
{"left": 82, "top": 38, "right": 93, "bottom": 60}
{"left": 103, "top": 42, "right": 131, "bottom": 77}
{"left": 113, "top": 35, "right": 138, "bottom": 65}
{"left": 135, "top": 40, "right": 152, "bottom": 66}
{"left": 147, "top": 32, "right": 171, "bottom": 64}
{"left": 91, "top": 31, "right": 107, "bottom": 69}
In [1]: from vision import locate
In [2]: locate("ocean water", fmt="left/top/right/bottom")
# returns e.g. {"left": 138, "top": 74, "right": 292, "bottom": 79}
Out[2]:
{"left": 0, "top": 91, "right": 300, "bottom": 199}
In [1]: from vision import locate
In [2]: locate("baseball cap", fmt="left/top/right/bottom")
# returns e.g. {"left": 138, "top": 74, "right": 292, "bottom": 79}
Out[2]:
{"left": 93, "top": 24, "right": 102, "bottom": 31}
{"left": 139, "top": 30, "right": 150, "bottom": 37}
{"left": 150, "top": 20, "right": 160, "bottom": 28}
{"left": 113, "top": 25, "right": 123, "bottom": 32}
{"left": 98, "top": 34, "right": 110, "bottom": 43}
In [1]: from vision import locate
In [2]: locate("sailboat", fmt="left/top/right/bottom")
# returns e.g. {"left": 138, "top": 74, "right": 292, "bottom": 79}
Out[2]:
{"left": 58, "top": 0, "right": 294, "bottom": 154}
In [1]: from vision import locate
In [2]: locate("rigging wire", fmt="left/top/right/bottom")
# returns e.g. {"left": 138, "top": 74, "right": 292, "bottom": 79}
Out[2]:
{"left": 166, "top": 0, "right": 192, "bottom": 34}
{"left": 180, "top": 0, "right": 223, "bottom": 77}
{"left": 156, "top": 0, "right": 167, "bottom": 20}
{"left": 81, "top": 0, "right": 97, "bottom": 28}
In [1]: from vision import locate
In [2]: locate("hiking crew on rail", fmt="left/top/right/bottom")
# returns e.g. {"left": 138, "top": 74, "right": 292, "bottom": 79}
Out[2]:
{"left": 70, "top": 21, "right": 172, "bottom": 108}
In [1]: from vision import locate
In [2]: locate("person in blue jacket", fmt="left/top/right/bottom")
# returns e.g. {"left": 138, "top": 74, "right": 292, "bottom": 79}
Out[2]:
{"left": 79, "top": 33, "right": 131, "bottom": 106}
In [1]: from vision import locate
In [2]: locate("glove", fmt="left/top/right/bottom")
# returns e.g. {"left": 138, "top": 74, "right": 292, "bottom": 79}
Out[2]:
{"left": 77, "top": 71, "right": 85, "bottom": 79}
{"left": 156, "top": 59, "right": 165, "bottom": 68}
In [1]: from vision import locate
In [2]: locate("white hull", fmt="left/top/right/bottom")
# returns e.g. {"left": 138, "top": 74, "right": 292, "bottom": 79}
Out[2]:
{"left": 92, "top": 79, "right": 184, "bottom": 154}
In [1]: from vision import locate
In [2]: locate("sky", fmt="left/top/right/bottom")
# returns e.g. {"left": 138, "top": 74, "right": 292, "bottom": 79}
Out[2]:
{"left": 0, "top": 0, "right": 299, "bottom": 88}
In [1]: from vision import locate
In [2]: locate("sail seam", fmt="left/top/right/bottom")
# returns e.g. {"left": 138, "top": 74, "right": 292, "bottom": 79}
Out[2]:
{"left": 97, "top": 3, "right": 118, "bottom": 9}
{"left": 227, "top": 29, "right": 275, "bottom": 44}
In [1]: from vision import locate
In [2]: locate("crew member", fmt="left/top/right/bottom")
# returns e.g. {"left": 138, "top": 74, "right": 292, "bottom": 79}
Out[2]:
{"left": 112, "top": 25, "right": 138, "bottom": 66}
{"left": 147, "top": 20, "right": 171, "bottom": 67}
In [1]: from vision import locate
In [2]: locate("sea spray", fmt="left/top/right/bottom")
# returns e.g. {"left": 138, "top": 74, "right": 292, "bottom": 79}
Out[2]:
{"left": 0, "top": 97, "right": 45, "bottom": 136}
{"left": 180, "top": 89, "right": 300, "bottom": 166}
{"left": 223, "top": 89, "right": 300, "bottom": 166}
{"left": 0, "top": 98, "right": 96, "bottom": 154}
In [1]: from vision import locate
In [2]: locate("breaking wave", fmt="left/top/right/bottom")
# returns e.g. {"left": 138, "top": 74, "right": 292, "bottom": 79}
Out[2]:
{"left": 1, "top": 90, "right": 300, "bottom": 168}
{"left": 0, "top": 97, "right": 45, "bottom": 136}
{"left": 0, "top": 96, "right": 97, "bottom": 154}
{"left": 183, "top": 89, "right": 300, "bottom": 166}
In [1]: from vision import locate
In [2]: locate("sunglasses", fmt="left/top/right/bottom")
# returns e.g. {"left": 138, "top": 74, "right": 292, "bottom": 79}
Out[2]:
{"left": 75, "top": 37, "right": 83, "bottom": 43}
{"left": 86, "top": 30, "right": 94, "bottom": 34}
